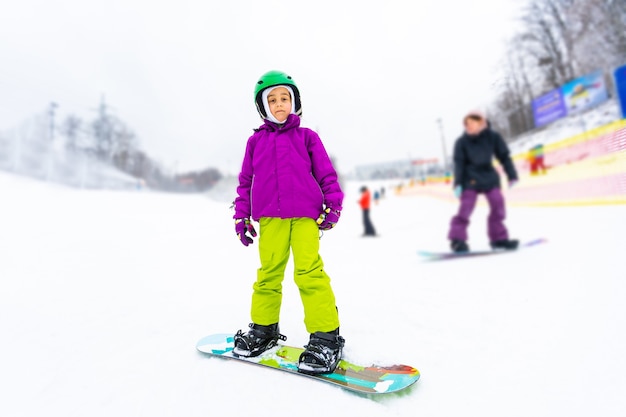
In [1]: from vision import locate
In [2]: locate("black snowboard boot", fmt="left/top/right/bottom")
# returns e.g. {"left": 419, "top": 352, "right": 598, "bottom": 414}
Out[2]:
{"left": 450, "top": 239, "right": 469, "bottom": 253}
{"left": 298, "top": 329, "right": 345, "bottom": 375}
{"left": 232, "top": 323, "right": 286, "bottom": 357}
{"left": 490, "top": 239, "right": 519, "bottom": 251}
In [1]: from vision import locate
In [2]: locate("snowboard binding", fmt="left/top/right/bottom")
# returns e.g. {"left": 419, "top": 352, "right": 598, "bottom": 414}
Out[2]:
{"left": 233, "top": 323, "right": 286, "bottom": 358}
{"left": 298, "top": 329, "right": 345, "bottom": 375}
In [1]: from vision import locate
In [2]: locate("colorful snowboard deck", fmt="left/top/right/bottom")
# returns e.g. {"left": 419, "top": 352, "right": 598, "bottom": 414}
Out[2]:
{"left": 196, "top": 333, "right": 420, "bottom": 395}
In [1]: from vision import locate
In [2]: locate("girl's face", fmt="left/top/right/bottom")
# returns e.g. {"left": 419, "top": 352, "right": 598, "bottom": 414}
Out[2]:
{"left": 267, "top": 87, "right": 292, "bottom": 122}
{"left": 464, "top": 117, "right": 485, "bottom": 135}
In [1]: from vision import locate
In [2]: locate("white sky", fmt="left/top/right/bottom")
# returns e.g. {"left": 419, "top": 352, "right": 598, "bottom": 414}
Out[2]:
{"left": 0, "top": 0, "right": 523, "bottom": 174}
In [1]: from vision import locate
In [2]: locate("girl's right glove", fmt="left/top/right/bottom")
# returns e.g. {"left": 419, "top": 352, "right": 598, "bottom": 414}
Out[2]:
{"left": 316, "top": 207, "right": 340, "bottom": 230}
{"left": 453, "top": 185, "right": 463, "bottom": 199}
{"left": 235, "top": 218, "right": 257, "bottom": 246}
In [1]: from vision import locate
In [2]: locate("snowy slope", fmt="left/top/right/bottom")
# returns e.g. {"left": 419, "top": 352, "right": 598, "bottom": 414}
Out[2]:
{"left": 1, "top": 172, "right": 625, "bottom": 417}
{"left": 508, "top": 99, "right": 620, "bottom": 156}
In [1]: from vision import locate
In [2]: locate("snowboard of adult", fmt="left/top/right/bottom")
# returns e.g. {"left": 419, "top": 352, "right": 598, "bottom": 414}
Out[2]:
{"left": 418, "top": 238, "right": 547, "bottom": 261}
{"left": 196, "top": 333, "right": 420, "bottom": 395}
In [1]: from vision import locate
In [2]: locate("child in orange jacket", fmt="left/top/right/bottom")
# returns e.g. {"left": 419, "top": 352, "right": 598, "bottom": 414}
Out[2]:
{"left": 359, "top": 186, "right": 376, "bottom": 236}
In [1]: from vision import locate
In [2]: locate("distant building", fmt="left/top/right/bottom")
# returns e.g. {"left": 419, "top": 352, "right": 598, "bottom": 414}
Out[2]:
{"left": 354, "top": 158, "right": 440, "bottom": 180}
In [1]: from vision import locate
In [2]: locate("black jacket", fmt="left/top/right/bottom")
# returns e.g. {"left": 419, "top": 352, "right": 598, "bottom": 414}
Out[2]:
{"left": 452, "top": 127, "right": 517, "bottom": 191}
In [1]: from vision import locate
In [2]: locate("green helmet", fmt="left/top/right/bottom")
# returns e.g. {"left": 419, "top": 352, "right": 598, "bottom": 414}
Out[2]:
{"left": 254, "top": 70, "right": 302, "bottom": 119}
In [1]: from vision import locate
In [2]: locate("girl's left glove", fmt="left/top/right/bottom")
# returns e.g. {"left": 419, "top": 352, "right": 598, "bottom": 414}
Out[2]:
{"left": 316, "top": 207, "right": 340, "bottom": 230}
{"left": 235, "top": 218, "right": 257, "bottom": 246}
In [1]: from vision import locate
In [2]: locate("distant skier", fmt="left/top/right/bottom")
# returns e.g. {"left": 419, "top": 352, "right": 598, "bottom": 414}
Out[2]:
{"left": 528, "top": 144, "right": 547, "bottom": 175}
{"left": 359, "top": 186, "right": 377, "bottom": 236}
{"left": 232, "top": 70, "right": 345, "bottom": 374}
{"left": 448, "top": 110, "right": 519, "bottom": 253}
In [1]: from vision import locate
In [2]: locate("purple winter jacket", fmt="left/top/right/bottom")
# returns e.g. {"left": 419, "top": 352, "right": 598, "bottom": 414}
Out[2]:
{"left": 234, "top": 114, "right": 343, "bottom": 222}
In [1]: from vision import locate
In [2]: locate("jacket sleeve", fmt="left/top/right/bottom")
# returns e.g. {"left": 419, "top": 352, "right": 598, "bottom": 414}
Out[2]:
{"left": 233, "top": 137, "right": 255, "bottom": 219}
{"left": 452, "top": 139, "right": 465, "bottom": 188}
{"left": 493, "top": 132, "right": 518, "bottom": 181}
{"left": 308, "top": 131, "right": 344, "bottom": 211}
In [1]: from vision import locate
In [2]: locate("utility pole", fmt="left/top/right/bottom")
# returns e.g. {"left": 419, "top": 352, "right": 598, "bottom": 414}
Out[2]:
{"left": 437, "top": 118, "right": 449, "bottom": 173}
{"left": 46, "top": 102, "right": 59, "bottom": 181}
{"left": 49, "top": 102, "right": 58, "bottom": 141}
{"left": 93, "top": 94, "right": 113, "bottom": 159}
{"left": 98, "top": 95, "right": 107, "bottom": 157}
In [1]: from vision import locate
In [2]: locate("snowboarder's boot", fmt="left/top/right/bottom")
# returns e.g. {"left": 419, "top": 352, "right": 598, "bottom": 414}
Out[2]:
{"left": 298, "top": 329, "right": 345, "bottom": 375}
{"left": 450, "top": 239, "right": 469, "bottom": 253}
{"left": 490, "top": 239, "right": 519, "bottom": 251}
{"left": 233, "top": 323, "right": 286, "bottom": 357}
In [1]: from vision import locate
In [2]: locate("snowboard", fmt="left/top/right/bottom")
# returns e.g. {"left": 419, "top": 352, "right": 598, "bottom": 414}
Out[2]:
{"left": 418, "top": 238, "right": 547, "bottom": 261}
{"left": 196, "top": 333, "right": 420, "bottom": 395}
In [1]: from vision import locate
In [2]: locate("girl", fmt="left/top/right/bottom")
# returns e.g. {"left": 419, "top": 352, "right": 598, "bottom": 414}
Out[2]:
{"left": 448, "top": 110, "right": 519, "bottom": 253}
{"left": 232, "top": 70, "right": 345, "bottom": 374}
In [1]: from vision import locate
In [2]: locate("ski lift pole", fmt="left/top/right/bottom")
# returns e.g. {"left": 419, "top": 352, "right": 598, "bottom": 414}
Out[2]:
{"left": 437, "top": 118, "right": 449, "bottom": 173}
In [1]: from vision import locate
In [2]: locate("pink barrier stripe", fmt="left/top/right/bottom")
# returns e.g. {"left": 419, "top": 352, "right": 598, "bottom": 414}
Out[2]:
{"left": 508, "top": 172, "right": 626, "bottom": 202}
{"left": 612, "top": 128, "right": 626, "bottom": 152}
{"left": 398, "top": 172, "right": 626, "bottom": 205}
{"left": 514, "top": 127, "right": 626, "bottom": 172}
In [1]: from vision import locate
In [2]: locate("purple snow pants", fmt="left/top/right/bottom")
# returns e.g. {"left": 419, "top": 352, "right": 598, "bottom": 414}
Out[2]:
{"left": 448, "top": 188, "right": 509, "bottom": 242}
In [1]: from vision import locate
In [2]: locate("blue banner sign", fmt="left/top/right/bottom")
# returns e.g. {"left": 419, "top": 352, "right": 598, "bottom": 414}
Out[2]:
{"left": 614, "top": 64, "right": 626, "bottom": 119}
{"left": 532, "top": 89, "right": 567, "bottom": 127}
{"left": 561, "top": 70, "right": 609, "bottom": 115}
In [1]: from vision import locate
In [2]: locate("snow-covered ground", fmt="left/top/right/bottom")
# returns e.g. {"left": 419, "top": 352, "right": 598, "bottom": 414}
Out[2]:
{"left": 508, "top": 99, "right": 620, "bottom": 156}
{"left": 1, "top": 172, "right": 625, "bottom": 417}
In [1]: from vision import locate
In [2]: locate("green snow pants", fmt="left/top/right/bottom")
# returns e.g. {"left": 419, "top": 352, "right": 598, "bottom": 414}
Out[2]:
{"left": 250, "top": 217, "right": 340, "bottom": 334}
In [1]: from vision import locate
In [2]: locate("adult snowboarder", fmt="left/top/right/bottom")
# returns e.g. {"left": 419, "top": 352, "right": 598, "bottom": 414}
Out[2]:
{"left": 448, "top": 110, "right": 519, "bottom": 253}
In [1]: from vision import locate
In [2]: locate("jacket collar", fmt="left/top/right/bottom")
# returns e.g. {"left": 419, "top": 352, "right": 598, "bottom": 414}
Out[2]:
{"left": 464, "top": 126, "right": 490, "bottom": 141}
{"left": 259, "top": 113, "right": 301, "bottom": 132}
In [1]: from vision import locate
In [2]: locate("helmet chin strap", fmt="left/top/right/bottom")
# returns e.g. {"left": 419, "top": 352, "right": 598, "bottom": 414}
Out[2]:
{"left": 262, "top": 85, "right": 296, "bottom": 124}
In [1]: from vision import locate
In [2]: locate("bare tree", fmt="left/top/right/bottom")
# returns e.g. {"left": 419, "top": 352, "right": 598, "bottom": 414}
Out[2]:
{"left": 585, "top": 0, "right": 626, "bottom": 70}
{"left": 111, "top": 125, "right": 138, "bottom": 173}
{"left": 490, "top": 34, "right": 538, "bottom": 137}
{"left": 520, "top": 1, "right": 574, "bottom": 88}
{"left": 488, "top": 0, "right": 623, "bottom": 138}
{"left": 60, "top": 115, "right": 82, "bottom": 152}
